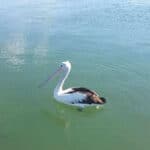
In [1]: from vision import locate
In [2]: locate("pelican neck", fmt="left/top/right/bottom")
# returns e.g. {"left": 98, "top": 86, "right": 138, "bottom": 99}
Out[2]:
{"left": 54, "top": 68, "right": 70, "bottom": 95}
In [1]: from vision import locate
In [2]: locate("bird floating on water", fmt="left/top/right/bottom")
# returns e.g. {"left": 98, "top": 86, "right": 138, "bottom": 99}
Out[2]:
{"left": 39, "top": 61, "right": 106, "bottom": 109}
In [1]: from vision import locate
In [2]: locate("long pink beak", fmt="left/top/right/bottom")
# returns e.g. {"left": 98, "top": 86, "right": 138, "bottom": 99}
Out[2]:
{"left": 38, "top": 67, "right": 62, "bottom": 88}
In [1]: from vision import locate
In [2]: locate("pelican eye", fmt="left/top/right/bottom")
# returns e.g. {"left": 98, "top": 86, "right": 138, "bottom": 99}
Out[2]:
{"left": 60, "top": 64, "right": 63, "bottom": 67}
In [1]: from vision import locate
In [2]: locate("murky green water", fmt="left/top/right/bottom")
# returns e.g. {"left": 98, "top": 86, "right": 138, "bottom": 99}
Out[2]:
{"left": 0, "top": 0, "right": 150, "bottom": 149}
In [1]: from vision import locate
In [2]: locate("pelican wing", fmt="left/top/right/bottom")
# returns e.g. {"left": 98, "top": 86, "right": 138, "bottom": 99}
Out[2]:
{"left": 66, "top": 87, "right": 105, "bottom": 104}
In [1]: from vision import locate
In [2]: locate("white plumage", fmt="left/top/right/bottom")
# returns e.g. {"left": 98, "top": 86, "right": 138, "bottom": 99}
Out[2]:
{"left": 54, "top": 88, "right": 86, "bottom": 105}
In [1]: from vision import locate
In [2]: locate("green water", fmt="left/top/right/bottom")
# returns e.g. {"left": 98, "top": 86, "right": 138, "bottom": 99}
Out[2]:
{"left": 0, "top": 0, "right": 150, "bottom": 149}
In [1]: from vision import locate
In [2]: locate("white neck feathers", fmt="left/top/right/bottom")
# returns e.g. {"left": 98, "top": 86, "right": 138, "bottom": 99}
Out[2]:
{"left": 54, "top": 68, "right": 70, "bottom": 96}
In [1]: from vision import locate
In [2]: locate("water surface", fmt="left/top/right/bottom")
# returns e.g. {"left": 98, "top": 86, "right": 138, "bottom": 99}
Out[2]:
{"left": 0, "top": 0, "right": 150, "bottom": 150}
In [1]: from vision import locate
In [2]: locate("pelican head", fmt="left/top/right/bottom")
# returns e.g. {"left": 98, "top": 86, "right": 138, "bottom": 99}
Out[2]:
{"left": 60, "top": 61, "right": 71, "bottom": 72}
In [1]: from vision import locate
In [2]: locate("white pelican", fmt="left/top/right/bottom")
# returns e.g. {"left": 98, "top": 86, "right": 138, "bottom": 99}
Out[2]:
{"left": 39, "top": 61, "right": 106, "bottom": 108}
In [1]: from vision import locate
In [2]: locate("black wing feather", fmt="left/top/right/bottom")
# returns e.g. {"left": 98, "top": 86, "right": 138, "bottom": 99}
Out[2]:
{"left": 67, "top": 87, "right": 97, "bottom": 95}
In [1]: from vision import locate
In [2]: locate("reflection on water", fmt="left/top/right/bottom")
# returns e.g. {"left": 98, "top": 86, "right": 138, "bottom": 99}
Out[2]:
{"left": 41, "top": 109, "right": 70, "bottom": 128}
{"left": 0, "top": 30, "right": 50, "bottom": 68}
{"left": 40, "top": 103, "right": 71, "bottom": 129}
{"left": 40, "top": 100, "right": 105, "bottom": 129}
{"left": 1, "top": 33, "right": 25, "bottom": 66}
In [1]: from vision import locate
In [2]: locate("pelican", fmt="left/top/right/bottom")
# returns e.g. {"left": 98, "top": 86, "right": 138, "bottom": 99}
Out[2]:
{"left": 39, "top": 61, "right": 106, "bottom": 108}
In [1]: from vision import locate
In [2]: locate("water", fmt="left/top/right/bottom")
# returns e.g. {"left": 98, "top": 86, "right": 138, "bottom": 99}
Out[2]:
{"left": 0, "top": 0, "right": 150, "bottom": 149}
